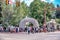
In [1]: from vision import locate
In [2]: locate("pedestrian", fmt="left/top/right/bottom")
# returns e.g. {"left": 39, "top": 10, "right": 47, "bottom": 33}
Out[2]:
{"left": 27, "top": 27, "right": 31, "bottom": 34}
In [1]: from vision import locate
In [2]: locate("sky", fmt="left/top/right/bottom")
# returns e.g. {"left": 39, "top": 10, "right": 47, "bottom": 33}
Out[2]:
{"left": 12, "top": 0, "right": 60, "bottom": 7}
{"left": 21, "top": 0, "right": 60, "bottom": 7}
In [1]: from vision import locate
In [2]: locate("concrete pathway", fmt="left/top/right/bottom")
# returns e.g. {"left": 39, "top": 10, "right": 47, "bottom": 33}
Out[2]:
{"left": 0, "top": 31, "right": 60, "bottom": 40}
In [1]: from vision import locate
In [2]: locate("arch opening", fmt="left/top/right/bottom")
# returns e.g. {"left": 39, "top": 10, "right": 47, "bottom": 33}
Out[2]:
{"left": 19, "top": 17, "right": 39, "bottom": 29}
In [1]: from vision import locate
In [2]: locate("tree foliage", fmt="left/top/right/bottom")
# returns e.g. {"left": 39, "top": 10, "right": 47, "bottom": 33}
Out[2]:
{"left": 29, "top": 0, "right": 54, "bottom": 25}
{"left": 1, "top": 3, "right": 13, "bottom": 26}
{"left": 1, "top": 0, "right": 56, "bottom": 26}
{"left": 9, "top": 1, "right": 29, "bottom": 25}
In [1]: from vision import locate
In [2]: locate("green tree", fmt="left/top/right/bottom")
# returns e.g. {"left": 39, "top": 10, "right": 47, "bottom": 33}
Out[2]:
{"left": 2, "top": 3, "right": 13, "bottom": 27}
{"left": 9, "top": 1, "right": 29, "bottom": 25}
{"left": 29, "top": 0, "right": 54, "bottom": 26}
{"left": 55, "top": 4, "right": 60, "bottom": 24}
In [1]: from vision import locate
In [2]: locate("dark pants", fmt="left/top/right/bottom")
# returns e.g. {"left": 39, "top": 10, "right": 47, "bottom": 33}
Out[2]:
{"left": 28, "top": 30, "right": 30, "bottom": 34}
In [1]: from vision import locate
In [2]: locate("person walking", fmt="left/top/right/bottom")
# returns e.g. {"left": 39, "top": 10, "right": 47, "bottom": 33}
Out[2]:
{"left": 27, "top": 27, "right": 31, "bottom": 34}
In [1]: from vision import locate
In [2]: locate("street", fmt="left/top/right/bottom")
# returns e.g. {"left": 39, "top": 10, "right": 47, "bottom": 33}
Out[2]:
{"left": 0, "top": 31, "right": 60, "bottom": 40}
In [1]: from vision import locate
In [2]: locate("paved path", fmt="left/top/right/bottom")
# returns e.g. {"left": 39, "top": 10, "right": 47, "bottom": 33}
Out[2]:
{"left": 0, "top": 31, "right": 60, "bottom": 40}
